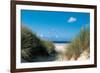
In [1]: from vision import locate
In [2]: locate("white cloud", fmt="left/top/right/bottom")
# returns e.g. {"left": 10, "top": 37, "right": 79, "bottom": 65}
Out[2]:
{"left": 68, "top": 17, "right": 77, "bottom": 23}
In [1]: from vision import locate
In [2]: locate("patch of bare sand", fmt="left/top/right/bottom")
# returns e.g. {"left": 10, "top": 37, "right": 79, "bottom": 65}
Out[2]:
{"left": 54, "top": 43, "right": 69, "bottom": 53}
{"left": 54, "top": 43, "right": 69, "bottom": 61}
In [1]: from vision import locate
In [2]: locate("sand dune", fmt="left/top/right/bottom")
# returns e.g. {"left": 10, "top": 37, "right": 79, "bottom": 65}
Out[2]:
{"left": 54, "top": 43, "right": 90, "bottom": 61}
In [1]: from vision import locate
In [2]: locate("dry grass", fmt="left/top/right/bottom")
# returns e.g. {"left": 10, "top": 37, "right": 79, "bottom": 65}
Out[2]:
{"left": 65, "top": 26, "right": 90, "bottom": 60}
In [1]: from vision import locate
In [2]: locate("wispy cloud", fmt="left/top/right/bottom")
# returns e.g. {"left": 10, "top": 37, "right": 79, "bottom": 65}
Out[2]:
{"left": 68, "top": 17, "right": 77, "bottom": 23}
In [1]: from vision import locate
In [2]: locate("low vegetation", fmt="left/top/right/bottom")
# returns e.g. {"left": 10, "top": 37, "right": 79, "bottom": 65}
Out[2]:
{"left": 21, "top": 25, "right": 56, "bottom": 62}
{"left": 65, "top": 27, "right": 90, "bottom": 60}
{"left": 41, "top": 40, "right": 56, "bottom": 54}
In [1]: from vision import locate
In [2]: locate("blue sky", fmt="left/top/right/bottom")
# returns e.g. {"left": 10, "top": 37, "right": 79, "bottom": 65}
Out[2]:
{"left": 21, "top": 10, "right": 90, "bottom": 41}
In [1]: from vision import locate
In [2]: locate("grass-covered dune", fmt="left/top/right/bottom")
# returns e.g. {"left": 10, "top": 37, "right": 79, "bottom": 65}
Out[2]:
{"left": 65, "top": 27, "right": 90, "bottom": 60}
{"left": 21, "top": 25, "right": 56, "bottom": 62}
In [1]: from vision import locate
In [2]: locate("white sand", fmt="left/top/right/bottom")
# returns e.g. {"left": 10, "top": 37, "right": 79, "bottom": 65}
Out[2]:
{"left": 54, "top": 43, "right": 69, "bottom": 53}
{"left": 54, "top": 43, "right": 90, "bottom": 61}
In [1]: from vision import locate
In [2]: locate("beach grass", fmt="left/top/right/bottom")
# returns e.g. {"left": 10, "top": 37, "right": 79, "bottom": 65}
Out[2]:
{"left": 21, "top": 25, "right": 56, "bottom": 62}
{"left": 65, "top": 26, "right": 90, "bottom": 60}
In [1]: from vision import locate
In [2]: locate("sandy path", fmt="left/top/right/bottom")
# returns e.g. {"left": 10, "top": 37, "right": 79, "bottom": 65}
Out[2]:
{"left": 54, "top": 43, "right": 69, "bottom": 61}
{"left": 54, "top": 43, "right": 69, "bottom": 53}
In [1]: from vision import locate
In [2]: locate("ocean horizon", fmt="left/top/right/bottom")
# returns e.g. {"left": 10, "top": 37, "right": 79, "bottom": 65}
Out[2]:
{"left": 52, "top": 41, "right": 71, "bottom": 43}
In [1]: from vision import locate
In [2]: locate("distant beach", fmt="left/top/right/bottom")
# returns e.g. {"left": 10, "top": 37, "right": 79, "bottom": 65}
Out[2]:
{"left": 54, "top": 43, "right": 69, "bottom": 52}
{"left": 53, "top": 42, "right": 70, "bottom": 61}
